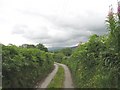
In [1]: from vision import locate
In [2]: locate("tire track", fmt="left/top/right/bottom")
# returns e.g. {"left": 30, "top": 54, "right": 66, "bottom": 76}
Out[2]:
{"left": 57, "top": 63, "right": 74, "bottom": 88}
{"left": 35, "top": 62, "right": 74, "bottom": 89}
{"left": 35, "top": 63, "right": 58, "bottom": 88}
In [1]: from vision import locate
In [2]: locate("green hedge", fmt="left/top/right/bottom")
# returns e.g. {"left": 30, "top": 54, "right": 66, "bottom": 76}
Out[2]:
{"left": 2, "top": 45, "right": 54, "bottom": 88}
{"left": 62, "top": 4, "right": 120, "bottom": 88}
{"left": 63, "top": 35, "right": 119, "bottom": 88}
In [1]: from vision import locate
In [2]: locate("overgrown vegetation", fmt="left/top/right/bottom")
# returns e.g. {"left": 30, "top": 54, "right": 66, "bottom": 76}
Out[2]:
{"left": 2, "top": 1, "right": 120, "bottom": 89}
{"left": 61, "top": 3, "right": 120, "bottom": 88}
{"left": 2, "top": 44, "right": 54, "bottom": 88}
{"left": 47, "top": 65, "right": 64, "bottom": 88}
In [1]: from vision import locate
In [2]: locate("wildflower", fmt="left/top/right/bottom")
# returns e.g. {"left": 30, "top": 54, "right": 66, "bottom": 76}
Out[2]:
{"left": 108, "top": 5, "right": 113, "bottom": 17}
{"left": 117, "top": 1, "right": 120, "bottom": 14}
{"left": 117, "top": 1, "right": 120, "bottom": 19}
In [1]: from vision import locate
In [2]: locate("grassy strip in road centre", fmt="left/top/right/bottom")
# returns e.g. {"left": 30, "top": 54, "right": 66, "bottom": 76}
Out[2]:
{"left": 47, "top": 65, "right": 64, "bottom": 88}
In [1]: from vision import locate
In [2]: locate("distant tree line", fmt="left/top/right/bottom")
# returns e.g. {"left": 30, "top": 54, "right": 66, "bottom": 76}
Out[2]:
{"left": 20, "top": 43, "right": 48, "bottom": 52}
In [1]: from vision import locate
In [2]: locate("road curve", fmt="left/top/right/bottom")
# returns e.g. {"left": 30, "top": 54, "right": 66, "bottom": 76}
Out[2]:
{"left": 36, "top": 63, "right": 58, "bottom": 88}
{"left": 56, "top": 63, "right": 74, "bottom": 88}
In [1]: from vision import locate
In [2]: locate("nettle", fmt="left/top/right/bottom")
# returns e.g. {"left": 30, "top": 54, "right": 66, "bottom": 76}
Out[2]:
{"left": 106, "top": 1, "right": 120, "bottom": 52}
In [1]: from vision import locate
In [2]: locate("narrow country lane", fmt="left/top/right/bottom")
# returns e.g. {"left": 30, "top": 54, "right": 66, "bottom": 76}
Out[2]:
{"left": 35, "top": 63, "right": 58, "bottom": 88}
{"left": 35, "top": 62, "right": 74, "bottom": 89}
{"left": 57, "top": 63, "right": 74, "bottom": 88}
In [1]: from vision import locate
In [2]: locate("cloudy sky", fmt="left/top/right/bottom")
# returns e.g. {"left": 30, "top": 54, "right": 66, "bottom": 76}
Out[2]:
{"left": 0, "top": 0, "right": 118, "bottom": 47}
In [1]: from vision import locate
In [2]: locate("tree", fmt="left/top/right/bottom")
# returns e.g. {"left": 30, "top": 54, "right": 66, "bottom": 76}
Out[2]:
{"left": 36, "top": 43, "right": 48, "bottom": 52}
{"left": 20, "top": 44, "right": 36, "bottom": 48}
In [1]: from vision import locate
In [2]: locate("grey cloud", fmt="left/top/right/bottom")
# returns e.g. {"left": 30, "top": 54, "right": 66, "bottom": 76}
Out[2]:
{"left": 18, "top": 10, "right": 107, "bottom": 33}
{"left": 23, "top": 27, "right": 51, "bottom": 40}
{"left": 14, "top": 9, "right": 108, "bottom": 47}
{"left": 12, "top": 25, "right": 27, "bottom": 34}
{"left": 25, "top": 29, "right": 90, "bottom": 47}
{"left": 44, "top": 36, "right": 88, "bottom": 47}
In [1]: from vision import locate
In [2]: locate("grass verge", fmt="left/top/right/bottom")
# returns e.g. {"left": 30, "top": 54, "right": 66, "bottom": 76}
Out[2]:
{"left": 47, "top": 65, "right": 64, "bottom": 88}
